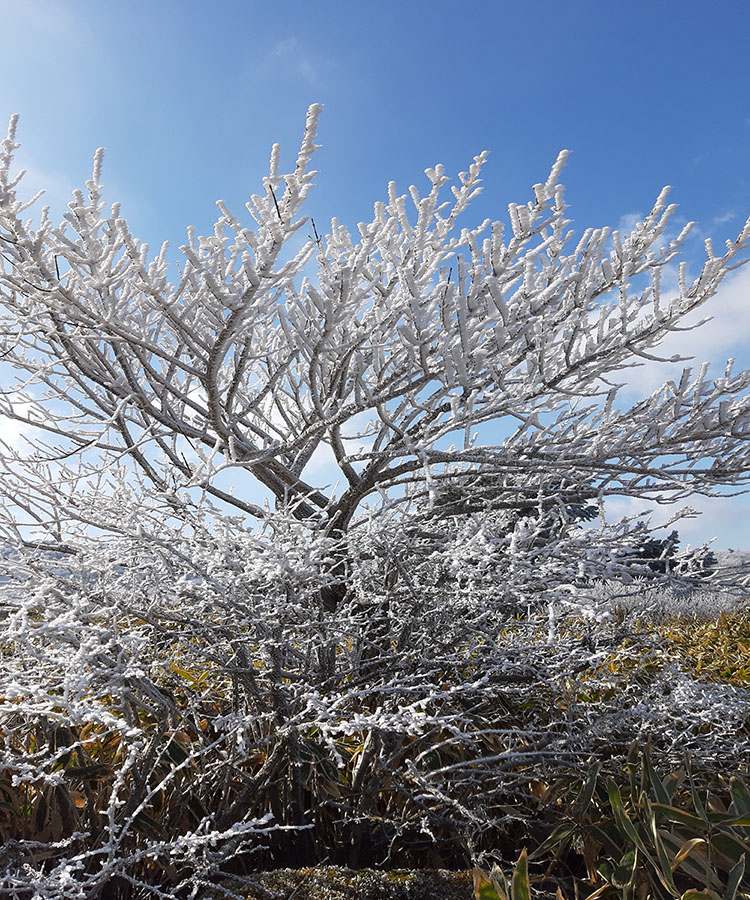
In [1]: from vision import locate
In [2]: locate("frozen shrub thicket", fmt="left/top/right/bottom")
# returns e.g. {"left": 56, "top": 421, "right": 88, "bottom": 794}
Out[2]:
{"left": 587, "top": 577, "right": 750, "bottom": 622}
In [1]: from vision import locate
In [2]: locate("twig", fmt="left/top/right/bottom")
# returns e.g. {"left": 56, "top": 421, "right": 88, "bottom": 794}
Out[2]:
{"left": 267, "top": 184, "right": 283, "bottom": 223}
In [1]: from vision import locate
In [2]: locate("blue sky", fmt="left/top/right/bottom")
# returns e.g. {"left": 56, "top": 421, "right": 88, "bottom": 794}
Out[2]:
{"left": 1, "top": 0, "right": 750, "bottom": 548}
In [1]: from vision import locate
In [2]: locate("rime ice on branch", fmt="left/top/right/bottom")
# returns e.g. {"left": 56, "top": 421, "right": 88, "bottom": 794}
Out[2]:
{"left": 0, "top": 104, "right": 749, "bottom": 599}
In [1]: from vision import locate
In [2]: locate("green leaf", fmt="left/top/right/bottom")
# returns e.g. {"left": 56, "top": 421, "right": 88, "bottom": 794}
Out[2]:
{"left": 730, "top": 779, "right": 750, "bottom": 817}
{"left": 643, "top": 750, "right": 671, "bottom": 806}
{"left": 651, "top": 803, "right": 706, "bottom": 830}
{"left": 473, "top": 867, "right": 508, "bottom": 900}
{"left": 612, "top": 849, "right": 637, "bottom": 888}
{"left": 686, "top": 758, "right": 708, "bottom": 821}
{"left": 711, "top": 832, "right": 750, "bottom": 864}
{"left": 475, "top": 881, "right": 504, "bottom": 900}
{"left": 607, "top": 779, "right": 626, "bottom": 818}
{"left": 171, "top": 666, "right": 197, "bottom": 682}
{"left": 664, "top": 771, "right": 684, "bottom": 803}
{"left": 607, "top": 782, "right": 653, "bottom": 863}
{"left": 681, "top": 891, "right": 722, "bottom": 900}
{"left": 529, "top": 823, "right": 577, "bottom": 860}
{"left": 574, "top": 764, "right": 601, "bottom": 818}
{"left": 627, "top": 743, "right": 641, "bottom": 799}
{"left": 597, "top": 859, "right": 615, "bottom": 883}
{"left": 643, "top": 795, "right": 678, "bottom": 895}
{"left": 725, "top": 855, "right": 747, "bottom": 900}
{"left": 589, "top": 824, "right": 629, "bottom": 860}
{"left": 511, "top": 849, "right": 531, "bottom": 900}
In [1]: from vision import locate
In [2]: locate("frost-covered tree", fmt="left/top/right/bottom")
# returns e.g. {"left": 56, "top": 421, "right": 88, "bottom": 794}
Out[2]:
{"left": 1, "top": 104, "right": 749, "bottom": 605}
{"left": 1, "top": 107, "right": 750, "bottom": 895}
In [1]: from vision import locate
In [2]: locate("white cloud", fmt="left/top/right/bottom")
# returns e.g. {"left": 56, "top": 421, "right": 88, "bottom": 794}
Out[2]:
{"left": 579, "top": 246, "right": 750, "bottom": 548}
{"left": 712, "top": 210, "right": 737, "bottom": 227}
{"left": 604, "top": 492, "right": 750, "bottom": 551}
{"left": 270, "top": 36, "right": 331, "bottom": 88}
{"left": 0, "top": 416, "right": 32, "bottom": 450}
{"left": 617, "top": 211, "right": 642, "bottom": 234}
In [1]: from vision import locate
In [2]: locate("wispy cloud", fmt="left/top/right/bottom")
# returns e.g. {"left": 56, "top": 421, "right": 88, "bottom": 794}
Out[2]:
{"left": 274, "top": 38, "right": 297, "bottom": 56}
{"left": 271, "top": 36, "right": 331, "bottom": 88}
{"left": 712, "top": 210, "right": 736, "bottom": 227}
{"left": 6, "top": 154, "right": 78, "bottom": 222}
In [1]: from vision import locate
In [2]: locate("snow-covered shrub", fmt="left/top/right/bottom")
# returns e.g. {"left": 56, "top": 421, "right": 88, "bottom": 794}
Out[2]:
{"left": 587, "top": 577, "right": 750, "bottom": 622}
{"left": 0, "top": 105, "right": 749, "bottom": 895}
{"left": 2, "top": 514, "right": 750, "bottom": 897}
